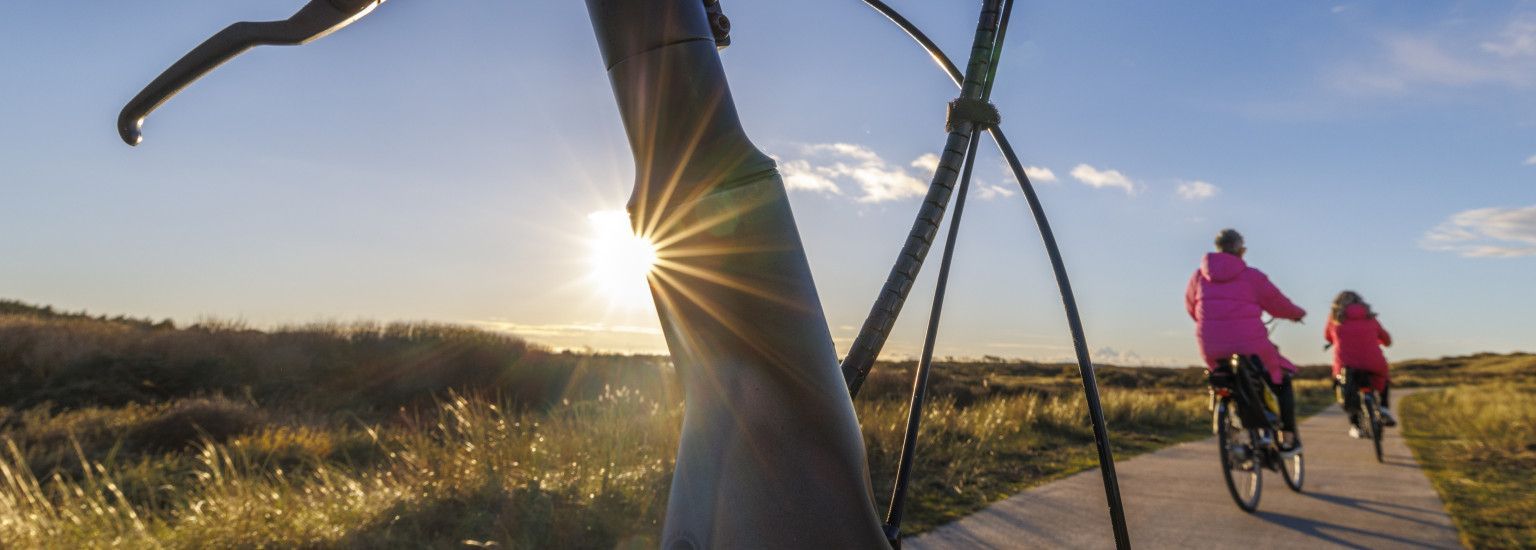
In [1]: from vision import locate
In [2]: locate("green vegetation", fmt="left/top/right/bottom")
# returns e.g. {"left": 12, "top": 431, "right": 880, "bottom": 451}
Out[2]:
{"left": 1399, "top": 354, "right": 1536, "bottom": 549}
{"left": 1393, "top": 352, "right": 1536, "bottom": 388}
{"left": 0, "top": 299, "right": 1332, "bottom": 547}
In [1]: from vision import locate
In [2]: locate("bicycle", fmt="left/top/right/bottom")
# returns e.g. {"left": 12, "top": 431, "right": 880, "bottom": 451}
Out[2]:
{"left": 109, "top": 1, "right": 1137, "bottom": 547}
{"left": 1208, "top": 353, "right": 1304, "bottom": 513}
{"left": 1338, "top": 368, "right": 1387, "bottom": 463}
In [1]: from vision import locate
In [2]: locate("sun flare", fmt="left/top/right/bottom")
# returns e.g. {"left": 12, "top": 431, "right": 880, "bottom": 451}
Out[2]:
{"left": 586, "top": 210, "right": 658, "bottom": 309}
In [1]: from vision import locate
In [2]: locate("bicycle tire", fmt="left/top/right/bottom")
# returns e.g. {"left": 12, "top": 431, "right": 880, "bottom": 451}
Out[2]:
{"left": 1216, "top": 400, "right": 1261, "bottom": 512}
{"left": 1367, "top": 394, "right": 1384, "bottom": 463}
{"left": 1280, "top": 444, "right": 1304, "bottom": 492}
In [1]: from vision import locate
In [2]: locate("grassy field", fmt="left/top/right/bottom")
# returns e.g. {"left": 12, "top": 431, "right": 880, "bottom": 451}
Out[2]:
{"left": 1393, "top": 352, "right": 1536, "bottom": 387}
{"left": 0, "top": 299, "right": 1334, "bottom": 547}
{"left": 1399, "top": 353, "right": 1536, "bottom": 549}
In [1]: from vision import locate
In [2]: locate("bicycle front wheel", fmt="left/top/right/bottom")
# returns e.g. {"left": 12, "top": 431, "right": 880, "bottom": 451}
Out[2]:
{"left": 1280, "top": 444, "right": 1304, "bottom": 492}
{"left": 1216, "top": 400, "right": 1261, "bottom": 512}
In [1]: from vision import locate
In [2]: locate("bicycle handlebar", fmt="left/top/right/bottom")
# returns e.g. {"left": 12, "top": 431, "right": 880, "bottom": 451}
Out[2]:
{"left": 117, "top": 0, "right": 384, "bottom": 146}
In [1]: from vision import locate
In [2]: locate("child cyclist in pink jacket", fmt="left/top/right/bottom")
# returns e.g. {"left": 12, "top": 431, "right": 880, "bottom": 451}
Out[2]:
{"left": 1186, "top": 229, "right": 1308, "bottom": 451}
{"left": 1325, "top": 291, "right": 1395, "bottom": 435}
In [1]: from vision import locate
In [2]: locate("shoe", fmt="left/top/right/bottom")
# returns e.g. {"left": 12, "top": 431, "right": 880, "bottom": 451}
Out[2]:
{"left": 1380, "top": 407, "right": 1398, "bottom": 427}
{"left": 1280, "top": 440, "right": 1303, "bottom": 458}
{"left": 1348, "top": 426, "right": 1362, "bottom": 439}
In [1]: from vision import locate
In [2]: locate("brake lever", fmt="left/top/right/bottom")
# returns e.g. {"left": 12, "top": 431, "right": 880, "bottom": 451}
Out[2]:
{"left": 117, "top": 0, "right": 384, "bottom": 146}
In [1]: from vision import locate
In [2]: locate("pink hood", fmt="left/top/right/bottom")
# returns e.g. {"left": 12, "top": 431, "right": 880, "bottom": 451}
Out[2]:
{"left": 1185, "top": 253, "right": 1307, "bottom": 383}
{"left": 1326, "top": 303, "right": 1392, "bottom": 376}
{"left": 1201, "top": 252, "right": 1247, "bottom": 283}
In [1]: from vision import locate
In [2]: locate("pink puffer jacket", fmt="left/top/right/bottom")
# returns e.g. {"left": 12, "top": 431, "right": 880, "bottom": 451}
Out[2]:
{"left": 1185, "top": 252, "right": 1307, "bottom": 384}
{"left": 1325, "top": 303, "right": 1391, "bottom": 388}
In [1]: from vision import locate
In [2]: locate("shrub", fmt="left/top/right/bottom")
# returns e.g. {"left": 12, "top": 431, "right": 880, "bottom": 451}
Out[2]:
{"left": 127, "top": 396, "right": 265, "bottom": 453}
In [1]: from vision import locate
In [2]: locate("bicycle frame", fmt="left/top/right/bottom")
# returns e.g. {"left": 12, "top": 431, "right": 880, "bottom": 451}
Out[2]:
{"left": 111, "top": 1, "right": 1127, "bottom": 546}
{"left": 587, "top": 1, "right": 887, "bottom": 545}
{"left": 1340, "top": 369, "right": 1385, "bottom": 462}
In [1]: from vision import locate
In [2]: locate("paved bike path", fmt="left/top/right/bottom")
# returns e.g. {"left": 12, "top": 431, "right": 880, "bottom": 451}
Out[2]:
{"left": 907, "top": 395, "right": 1462, "bottom": 549}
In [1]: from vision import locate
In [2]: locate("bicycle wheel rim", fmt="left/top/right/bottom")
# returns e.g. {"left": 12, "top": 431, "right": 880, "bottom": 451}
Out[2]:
{"left": 1217, "top": 402, "right": 1261, "bottom": 512}
{"left": 1281, "top": 450, "right": 1304, "bottom": 492}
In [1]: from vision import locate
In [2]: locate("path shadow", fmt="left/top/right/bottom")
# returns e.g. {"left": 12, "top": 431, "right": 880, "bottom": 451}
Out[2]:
{"left": 1302, "top": 491, "right": 1450, "bottom": 529}
{"left": 1256, "top": 510, "right": 1448, "bottom": 549}
{"left": 910, "top": 508, "right": 1083, "bottom": 549}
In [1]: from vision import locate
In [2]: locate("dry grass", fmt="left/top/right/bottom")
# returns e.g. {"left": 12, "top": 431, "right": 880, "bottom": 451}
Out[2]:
{"left": 0, "top": 299, "right": 1350, "bottom": 546}
{"left": 862, "top": 388, "right": 1214, "bottom": 533}
{"left": 1, "top": 389, "right": 679, "bottom": 549}
{"left": 1403, "top": 383, "right": 1536, "bottom": 548}
{"left": 1392, "top": 352, "right": 1536, "bottom": 388}
{"left": 0, "top": 385, "right": 1261, "bottom": 547}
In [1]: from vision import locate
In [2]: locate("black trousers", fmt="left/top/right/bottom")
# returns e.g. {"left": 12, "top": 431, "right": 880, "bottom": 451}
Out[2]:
{"left": 1339, "top": 370, "right": 1391, "bottom": 425}
{"left": 1268, "top": 376, "right": 1297, "bottom": 432}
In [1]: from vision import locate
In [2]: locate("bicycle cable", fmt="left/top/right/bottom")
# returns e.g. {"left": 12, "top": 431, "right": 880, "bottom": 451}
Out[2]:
{"left": 847, "top": 1, "right": 1130, "bottom": 547}
{"left": 882, "top": 2, "right": 1010, "bottom": 542}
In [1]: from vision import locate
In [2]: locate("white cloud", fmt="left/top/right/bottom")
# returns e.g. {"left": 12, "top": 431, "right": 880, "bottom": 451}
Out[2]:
{"left": 841, "top": 162, "right": 929, "bottom": 203}
{"left": 1335, "top": 16, "right": 1536, "bottom": 95}
{"left": 974, "top": 182, "right": 1016, "bottom": 200}
{"left": 771, "top": 143, "right": 929, "bottom": 203}
{"left": 1176, "top": 180, "right": 1219, "bottom": 201}
{"left": 997, "top": 163, "right": 1054, "bottom": 188}
{"left": 1422, "top": 205, "right": 1536, "bottom": 257}
{"left": 1070, "top": 164, "right": 1139, "bottom": 195}
{"left": 1092, "top": 346, "right": 1144, "bottom": 366}
{"left": 1358, "top": 36, "right": 1503, "bottom": 91}
{"left": 1024, "top": 165, "right": 1057, "bottom": 183}
{"left": 910, "top": 153, "right": 940, "bottom": 173}
{"left": 1524, "top": 154, "right": 1536, "bottom": 166}
{"left": 777, "top": 158, "right": 842, "bottom": 194}
{"left": 803, "top": 142, "right": 882, "bottom": 163}
{"left": 1481, "top": 16, "right": 1536, "bottom": 58}
{"left": 1087, "top": 346, "right": 1189, "bottom": 367}
{"left": 774, "top": 144, "right": 1044, "bottom": 203}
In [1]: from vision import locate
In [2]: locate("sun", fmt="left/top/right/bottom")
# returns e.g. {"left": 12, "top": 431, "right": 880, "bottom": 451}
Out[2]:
{"left": 586, "top": 210, "right": 658, "bottom": 309}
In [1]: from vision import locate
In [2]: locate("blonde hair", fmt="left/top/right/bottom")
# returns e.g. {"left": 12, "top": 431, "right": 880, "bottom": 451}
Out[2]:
{"left": 1331, "top": 290, "right": 1375, "bottom": 322}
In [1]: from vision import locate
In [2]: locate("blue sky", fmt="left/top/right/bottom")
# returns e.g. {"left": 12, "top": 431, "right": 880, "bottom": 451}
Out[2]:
{"left": 2, "top": 1, "right": 1533, "bottom": 366}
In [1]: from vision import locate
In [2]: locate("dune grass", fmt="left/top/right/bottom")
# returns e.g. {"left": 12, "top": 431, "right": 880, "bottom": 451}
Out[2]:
{"left": 1392, "top": 352, "right": 1536, "bottom": 388}
{"left": 1, "top": 389, "right": 680, "bottom": 549}
{"left": 0, "top": 382, "right": 1344, "bottom": 547}
{"left": 1402, "top": 383, "right": 1536, "bottom": 548}
{"left": 0, "top": 387, "right": 1233, "bottom": 548}
{"left": 0, "top": 299, "right": 1342, "bottom": 546}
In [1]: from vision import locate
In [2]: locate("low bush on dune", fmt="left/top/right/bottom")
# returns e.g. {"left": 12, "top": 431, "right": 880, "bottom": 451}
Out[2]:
{"left": 0, "top": 303, "right": 675, "bottom": 413}
{"left": 127, "top": 396, "right": 266, "bottom": 453}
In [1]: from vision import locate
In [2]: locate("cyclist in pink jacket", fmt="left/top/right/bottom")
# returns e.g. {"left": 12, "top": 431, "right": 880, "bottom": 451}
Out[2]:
{"left": 1325, "top": 291, "right": 1395, "bottom": 435}
{"left": 1186, "top": 229, "right": 1308, "bottom": 450}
